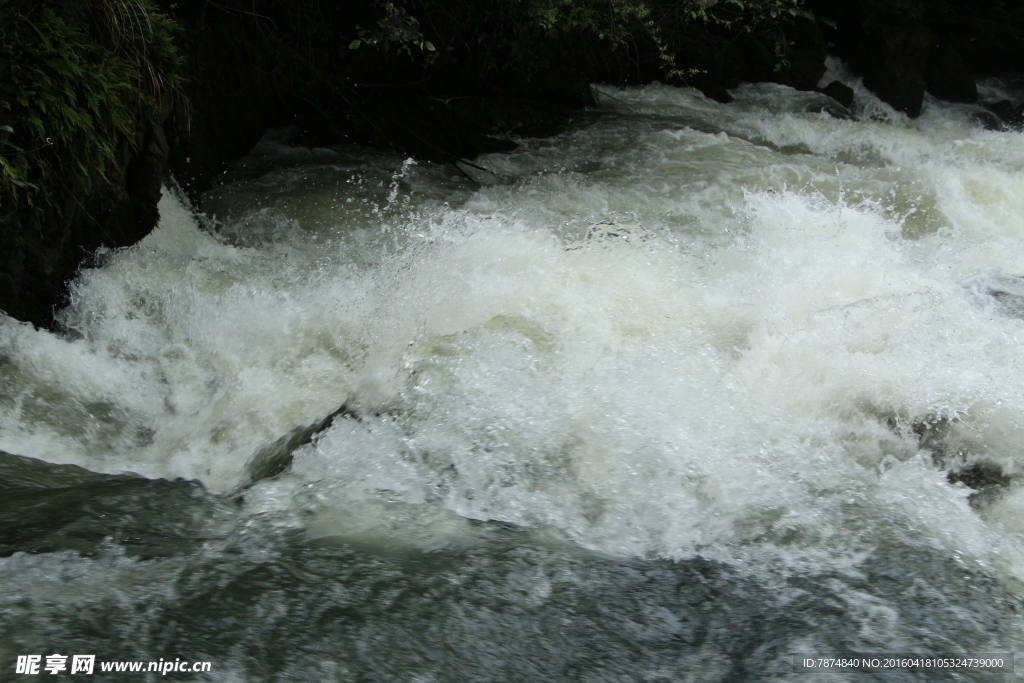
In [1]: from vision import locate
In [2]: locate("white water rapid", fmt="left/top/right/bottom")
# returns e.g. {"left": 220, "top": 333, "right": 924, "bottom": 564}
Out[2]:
{"left": 4, "top": 69, "right": 1024, "bottom": 653}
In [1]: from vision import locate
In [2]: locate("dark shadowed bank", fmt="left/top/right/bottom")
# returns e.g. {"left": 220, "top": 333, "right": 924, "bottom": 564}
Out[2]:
{"left": 1, "top": 0, "right": 1023, "bottom": 328}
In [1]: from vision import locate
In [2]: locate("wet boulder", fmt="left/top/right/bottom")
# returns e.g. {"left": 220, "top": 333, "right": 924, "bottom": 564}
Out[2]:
{"left": 241, "top": 403, "right": 360, "bottom": 489}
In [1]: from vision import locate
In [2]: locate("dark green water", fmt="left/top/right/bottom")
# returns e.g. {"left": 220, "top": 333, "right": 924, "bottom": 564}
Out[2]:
{"left": 1, "top": 453, "right": 1018, "bottom": 682}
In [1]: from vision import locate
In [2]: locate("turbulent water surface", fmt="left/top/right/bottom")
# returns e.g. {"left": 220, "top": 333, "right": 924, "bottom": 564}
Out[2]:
{"left": 3, "top": 65, "right": 1024, "bottom": 681}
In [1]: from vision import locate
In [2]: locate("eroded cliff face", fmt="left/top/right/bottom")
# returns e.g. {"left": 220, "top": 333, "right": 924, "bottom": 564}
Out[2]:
{"left": 2, "top": 0, "right": 1024, "bottom": 329}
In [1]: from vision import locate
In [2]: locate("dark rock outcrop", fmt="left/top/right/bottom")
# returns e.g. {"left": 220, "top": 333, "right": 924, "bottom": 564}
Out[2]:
{"left": 781, "top": 15, "right": 829, "bottom": 91}
{"left": 820, "top": 80, "right": 855, "bottom": 108}
{"left": 677, "top": 30, "right": 741, "bottom": 102}
{"left": 0, "top": 119, "right": 172, "bottom": 330}
{"left": 787, "top": 46, "right": 829, "bottom": 91}
{"left": 824, "top": 0, "right": 935, "bottom": 117}
{"left": 860, "top": 22, "right": 932, "bottom": 117}
{"left": 811, "top": 0, "right": 1024, "bottom": 115}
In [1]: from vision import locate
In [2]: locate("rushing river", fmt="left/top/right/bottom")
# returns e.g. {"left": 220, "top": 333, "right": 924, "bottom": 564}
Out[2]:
{"left": 3, "top": 63, "right": 1024, "bottom": 680}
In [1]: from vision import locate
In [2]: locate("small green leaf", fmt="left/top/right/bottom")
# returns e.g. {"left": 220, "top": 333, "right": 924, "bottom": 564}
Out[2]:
{"left": 349, "top": 39, "right": 361, "bottom": 49}
{"left": 424, "top": 41, "right": 436, "bottom": 51}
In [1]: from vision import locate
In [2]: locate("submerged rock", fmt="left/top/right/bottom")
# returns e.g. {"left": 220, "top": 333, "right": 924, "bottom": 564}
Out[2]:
{"left": 972, "top": 109, "right": 1005, "bottom": 131}
{"left": 240, "top": 403, "right": 360, "bottom": 489}
{"left": 585, "top": 221, "right": 656, "bottom": 244}
{"left": 984, "top": 273, "right": 1024, "bottom": 318}
{"left": 807, "top": 100, "right": 856, "bottom": 120}
{"left": 947, "top": 461, "right": 1012, "bottom": 491}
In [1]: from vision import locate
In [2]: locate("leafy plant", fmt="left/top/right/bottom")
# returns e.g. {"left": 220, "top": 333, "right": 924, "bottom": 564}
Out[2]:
{"left": 0, "top": 1, "right": 183, "bottom": 222}
{"left": 348, "top": 2, "right": 438, "bottom": 60}
{"left": 90, "top": 0, "right": 187, "bottom": 114}
{"left": 0, "top": 10, "right": 128, "bottom": 216}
